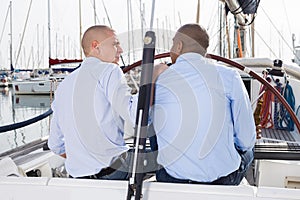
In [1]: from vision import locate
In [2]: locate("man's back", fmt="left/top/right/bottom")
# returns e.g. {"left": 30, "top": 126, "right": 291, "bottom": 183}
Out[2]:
{"left": 49, "top": 57, "right": 130, "bottom": 177}
{"left": 153, "top": 52, "right": 256, "bottom": 182}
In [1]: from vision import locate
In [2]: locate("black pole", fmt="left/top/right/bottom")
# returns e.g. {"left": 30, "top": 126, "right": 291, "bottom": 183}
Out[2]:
{"left": 126, "top": 31, "right": 156, "bottom": 200}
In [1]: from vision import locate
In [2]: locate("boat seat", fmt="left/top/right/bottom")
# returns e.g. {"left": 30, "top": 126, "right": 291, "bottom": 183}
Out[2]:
{"left": 13, "top": 150, "right": 65, "bottom": 177}
{"left": 0, "top": 157, "right": 24, "bottom": 177}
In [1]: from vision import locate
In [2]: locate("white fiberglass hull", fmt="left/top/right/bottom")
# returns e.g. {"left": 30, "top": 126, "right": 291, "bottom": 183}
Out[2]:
{"left": 1, "top": 176, "right": 300, "bottom": 200}
{"left": 12, "top": 80, "right": 59, "bottom": 95}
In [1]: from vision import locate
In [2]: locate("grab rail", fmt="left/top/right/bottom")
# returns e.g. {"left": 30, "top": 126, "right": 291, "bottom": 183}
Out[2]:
{"left": 0, "top": 108, "right": 53, "bottom": 133}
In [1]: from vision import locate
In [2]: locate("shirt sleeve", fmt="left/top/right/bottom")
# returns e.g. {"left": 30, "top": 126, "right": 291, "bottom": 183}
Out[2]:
{"left": 103, "top": 65, "right": 138, "bottom": 127}
{"left": 230, "top": 70, "right": 256, "bottom": 151}
{"left": 48, "top": 100, "right": 66, "bottom": 155}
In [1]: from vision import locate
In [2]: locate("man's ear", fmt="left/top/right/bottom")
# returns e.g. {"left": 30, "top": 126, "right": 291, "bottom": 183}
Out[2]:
{"left": 91, "top": 40, "right": 98, "bottom": 49}
{"left": 175, "top": 40, "right": 183, "bottom": 54}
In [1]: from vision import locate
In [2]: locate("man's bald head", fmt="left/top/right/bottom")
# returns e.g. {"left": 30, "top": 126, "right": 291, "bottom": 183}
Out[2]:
{"left": 81, "top": 25, "right": 115, "bottom": 57}
{"left": 176, "top": 23, "right": 209, "bottom": 56}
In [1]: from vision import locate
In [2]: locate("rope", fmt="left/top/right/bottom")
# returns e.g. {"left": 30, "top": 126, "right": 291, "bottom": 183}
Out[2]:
{"left": 259, "top": 89, "right": 273, "bottom": 128}
{"left": 279, "top": 82, "right": 295, "bottom": 131}
{"left": 273, "top": 81, "right": 282, "bottom": 129}
{"left": 259, "top": 77, "right": 274, "bottom": 129}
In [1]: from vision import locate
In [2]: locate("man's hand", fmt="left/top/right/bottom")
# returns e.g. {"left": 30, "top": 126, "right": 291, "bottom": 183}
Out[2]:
{"left": 153, "top": 63, "right": 169, "bottom": 82}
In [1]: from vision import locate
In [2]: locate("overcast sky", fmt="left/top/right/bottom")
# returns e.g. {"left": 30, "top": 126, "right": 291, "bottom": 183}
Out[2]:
{"left": 0, "top": 0, "right": 300, "bottom": 69}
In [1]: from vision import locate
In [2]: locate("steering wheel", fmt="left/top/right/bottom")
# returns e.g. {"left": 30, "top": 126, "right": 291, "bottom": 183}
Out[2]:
{"left": 122, "top": 52, "right": 300, "bottom": 134}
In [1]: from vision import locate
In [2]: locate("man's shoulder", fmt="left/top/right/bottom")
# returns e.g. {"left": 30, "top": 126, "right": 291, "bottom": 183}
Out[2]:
{"left": 214, "top": 63, "right": 238, "bottom": 75}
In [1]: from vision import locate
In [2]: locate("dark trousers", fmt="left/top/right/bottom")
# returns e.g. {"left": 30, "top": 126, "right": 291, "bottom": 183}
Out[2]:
{"left": 156, "top": 149, "right": 254, "bottom": 185}
{"left": 72, "top": 149, "right": 158, "bottom": 180}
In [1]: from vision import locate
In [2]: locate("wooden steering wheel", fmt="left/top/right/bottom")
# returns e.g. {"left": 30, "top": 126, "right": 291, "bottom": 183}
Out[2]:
{"left": 122, "top": 52, "right": 300, "bottom": 134}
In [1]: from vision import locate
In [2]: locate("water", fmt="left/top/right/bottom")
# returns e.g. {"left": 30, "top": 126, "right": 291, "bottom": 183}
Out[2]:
{"left": 0, "top": 87, "right": 51, "bottom": 154}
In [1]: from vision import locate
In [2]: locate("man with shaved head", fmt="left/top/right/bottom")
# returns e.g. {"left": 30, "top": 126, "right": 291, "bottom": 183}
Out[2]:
{"left": 153, "top": 23, "right": 256, "bottom": 185}
{"left": 48, "top": 25, "right": 139, "bottom": 180}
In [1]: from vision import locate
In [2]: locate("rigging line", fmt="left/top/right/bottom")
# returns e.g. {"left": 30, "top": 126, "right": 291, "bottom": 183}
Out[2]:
{"left": 100, "top": 0, "right": 125, "bottom": 66}
{"left": 281, "top": 0, "right": 292, "bottom": 37}
{"left": 14, "top": 0, "right": 33, "bottom": 68}
{"left": 88, "top": 0, "right": 99, "bottom": 24}
{"left": 210, "top": 20, "right": 235, "bottom": 53}
{"left": 0, "top": 3, "right": 10, "bottom": 46}
{"left": 101, "top": 0, "right": 112, "bottom": 29}
{"left": 252, "top": 27, "right": 277, "bottom": 58}
{"left": 208, "top": 2, "right": 234, "bottom": 40}
{"left": 207, "top": 2, "right": 219, "bottom": 31}
{"left": 89, "top": 0, "right": 103, "bottom": 25}
{"left": 135, "top": 0, "right": 163, "bottom": 62}
{"left": 259, "top": 6, "right": 296, "bottom": 59}
{"left": 135, "top": 0, "right": 147, "bottom": 27}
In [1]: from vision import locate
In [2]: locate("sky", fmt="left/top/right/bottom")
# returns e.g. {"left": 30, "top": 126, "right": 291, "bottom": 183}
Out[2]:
{"left": 0, "top": 0, "right": 300, "bottom": 70}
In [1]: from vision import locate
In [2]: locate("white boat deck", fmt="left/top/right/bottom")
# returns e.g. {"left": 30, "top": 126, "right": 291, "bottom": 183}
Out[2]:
{"left": 255, "top": 128, "right": 300, "bottom": 160}
{"left": 1, "top": 176, "right": 300, "bottom": 200}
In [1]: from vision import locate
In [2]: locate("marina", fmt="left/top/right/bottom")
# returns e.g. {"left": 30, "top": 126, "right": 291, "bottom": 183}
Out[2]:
{"left": 0, "top": 88, "right": 51, "bottom": 154}
{"left": 0, "top": 0, "right": 300, "bottom": 199}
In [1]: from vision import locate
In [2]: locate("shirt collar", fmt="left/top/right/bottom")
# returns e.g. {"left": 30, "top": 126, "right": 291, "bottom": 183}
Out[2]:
{"left": 176, "top": 52, "right": 206, "bottom": 64}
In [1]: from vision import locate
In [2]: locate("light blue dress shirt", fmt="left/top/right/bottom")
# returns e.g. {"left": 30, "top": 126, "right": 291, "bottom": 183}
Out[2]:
{"left": 153, "top": 53, "right": 256, "bottom": 182}
{"left": 48, "top": 57, "right": 137, "bottom": 177}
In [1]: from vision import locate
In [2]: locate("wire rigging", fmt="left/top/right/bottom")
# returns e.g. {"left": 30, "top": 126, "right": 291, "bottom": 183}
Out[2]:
{"left": 14, "top": 0, "right": 33, "bottom": 68}
{"left": 0, "top": 3, "right": 10, "bottom": 46}
{"left": 281, "top": 0, "right": 292, "bottom": 38}
{"left": 259, "top": 6, "right": 297, "bottom": 60}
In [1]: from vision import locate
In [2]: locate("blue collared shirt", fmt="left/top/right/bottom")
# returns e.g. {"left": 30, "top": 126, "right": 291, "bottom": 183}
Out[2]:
{"left": 153, "top": 53, "right": 256, "bottom": 182}
{"left": 48, "top": 57, "right": 137, "bottom": 177}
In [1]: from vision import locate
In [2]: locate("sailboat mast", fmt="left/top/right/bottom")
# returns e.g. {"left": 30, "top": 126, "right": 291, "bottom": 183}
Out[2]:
{"left": 93, "top": 0, "right": 96, "bottom": 25}
{"left": 219, "top": 2, "right": 223, "bottom": 56}
{"left": 37, "top": 24, "right": 40, "bottom": 68}
{"left": 9, "top": 1, "right": 13, "bottom": 71}
{"left": 251, "top": 21, "right": 255, "bottom": 57}
{"left": 48, "top": 0, "right": 51, "bottom": 68}
{"left": 79, "top": 0, "right": 82, "bottom": 59}
{"left": 196, "top": 0, "right": 200, "bottom": 24}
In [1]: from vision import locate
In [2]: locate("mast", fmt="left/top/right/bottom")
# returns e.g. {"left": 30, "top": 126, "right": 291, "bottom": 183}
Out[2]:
{"left": 37, "top": 24, "right": 40, "bottom": 68}
{"left": 196, "top": 0, "right": 200, "bottom": 24}
{"left": 140, "top": 0, "right": 144, "bottom": 41}
{"left": 48, "top": 0, "right": 51, "bottom": 68}
{"left": 9, "top": 1, "right": 13, "bottom": 71}
{"left": 127, "top": 0, "right": 131, "bottom": 64}
{"left": 93, "top": 0, "right": 96, "bottom": 25}
{"left": 251, "top": 21, "right": 255, "bottom": 57}
{"left": 79, "top": 0, "right": 82, "bottom": 59}
{"left": 219, "top": 2, "right": 223, "bottom": 56}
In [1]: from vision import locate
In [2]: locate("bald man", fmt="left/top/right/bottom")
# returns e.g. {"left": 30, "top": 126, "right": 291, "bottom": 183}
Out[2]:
{"left": 153, "top": 24, "right": 256, "bottom": 185}
{"left": 48, "top": 25, "right": 138, "bottom": 179}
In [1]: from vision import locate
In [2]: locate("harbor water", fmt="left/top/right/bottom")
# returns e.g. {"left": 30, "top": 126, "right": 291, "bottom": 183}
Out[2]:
{"left": 0, "top": 87, "right": 51, "bottom": 154}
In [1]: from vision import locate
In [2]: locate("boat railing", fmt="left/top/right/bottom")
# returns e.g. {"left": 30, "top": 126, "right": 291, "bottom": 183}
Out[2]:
{"left": 0, "top": 108, "right": 53, "bottom": 133}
